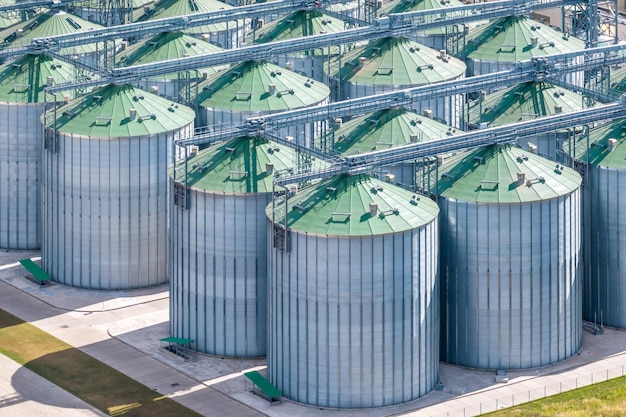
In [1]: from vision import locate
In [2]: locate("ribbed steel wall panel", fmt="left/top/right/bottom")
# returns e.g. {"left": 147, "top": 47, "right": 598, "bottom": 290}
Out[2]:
{"left": 440, "top": 192, "right": 582, "bottom": 369}
{"left": 0, "top": 102, "right": 42, "bottom": 249}
{"left": 170, "top": 187, "right": 268, "bottom": 356}
{"left": 339, "top": 77, "right": 464, "bottom": 128}
{"left": 42, "top": 123, "right": 193, "bottom": 289}
{"left": 268, "top": 222, "right": 439, "bottom": 408}
{"left": 583, "top": 165, "right": 626, "bottom": 328}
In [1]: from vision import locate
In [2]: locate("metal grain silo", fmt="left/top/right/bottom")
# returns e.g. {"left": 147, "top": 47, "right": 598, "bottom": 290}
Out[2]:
{"left": 330, "top": 37, "right": 466, "bottom": 126}
{"left": 326, "top": 107, "right": 457, "bottom": 188}
{"left": 247, "top": 10, "right": 345, "bottom": 83}
{"left": 169, "top": 136, "right": 309, "bottom": 357}
{"left": 463, "top": 16, "right": 585, "bottom": 88}
{"left": 565, "top": 119, "right": 626, "bottom": 328}
{"left": 267, "top": 174, "right": 440, "bottom": 408}
{"left": 194, "top": 60, "right": 330, "bottom": 145}
{"left": 439, "top": 144, "right": 582, "bottom": 370}
{"left": 468, "top": 82, "right": 595, "bottom": 160}
{"left": 117, "top": 31, "right": 226, "bottom": 100}
{"left": 377, "top": 0, "right": 469, "bottom": 50}
{"left": 0, "top": 54, "right": 78, "bottom": 249}
{"left": 0, "top": 10, "right": 106, "bottom": 68}
{"left": 137, "top": 0, "right": 244, "bottom": 49}
{"left": 0, "top": 2, "right": 40, "bottom": 30}
{"left": 41, "top": 84, "right": 195, "bottom": 289}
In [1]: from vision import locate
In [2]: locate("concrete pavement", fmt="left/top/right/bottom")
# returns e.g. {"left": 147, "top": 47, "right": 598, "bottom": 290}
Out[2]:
{"left": 2, "top": 249, "right": 626, "bottom": 417}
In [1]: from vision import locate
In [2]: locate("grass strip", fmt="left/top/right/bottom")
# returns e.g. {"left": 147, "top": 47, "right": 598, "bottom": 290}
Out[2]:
{"left": 485, "top": 374, "right": 626, "bottom": 416}
{"left": 0, "top": 308, "right": 204, "bottom": 417}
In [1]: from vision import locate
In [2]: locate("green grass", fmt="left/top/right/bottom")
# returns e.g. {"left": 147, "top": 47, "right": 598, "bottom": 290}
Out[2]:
{"left": 485, "top": 375, "right": 626, "bottom": 416}
{"left": 0, "top": 309, "right": 204, "bottom": 417}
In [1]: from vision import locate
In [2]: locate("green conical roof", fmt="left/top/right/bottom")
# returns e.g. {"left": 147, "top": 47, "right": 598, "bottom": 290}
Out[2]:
{"left": 437, "top": 144, "right": 581, "bottom": 203}
{"left": 195, "top": 61, "right": 330, "bottom": 112}
{"left": 266, "top": 174, "right": 440, "bottom": 236}
{"left": 463, "top": 16, "right": 585, "bottom": 62}
{"left": 117, "top": 31, "right": 226, "bottom": 78}
{"left": 139, "top": 0, "right": 237, "bottom": 36}
{"left": 469, "top": 82, "right": 593, "bottom": 127}
{"left": 172, "top": 137, "right": 303, "bottom": 194}
{"left": 565, "top": 118, "right": 626, "bottom": 170}
{"left": 0, "top": 54, "right": 85, "bottom": 103}
{"left": 251, "top": 10, "right": 344, "bottom": 55}
{"left": 331, "top": 108, "right": 455, "bottom": 154}
{"left": 334, "top": 37, "right": 466, "bottom": 86}
{"left": 378, "top": 0, "right": 466, "bottom": 36}
{"left": 0, "top": 10, "right": 104, "bottom": 54}
{"left": 50, "top": 84, "right": 196, "bottom": 137}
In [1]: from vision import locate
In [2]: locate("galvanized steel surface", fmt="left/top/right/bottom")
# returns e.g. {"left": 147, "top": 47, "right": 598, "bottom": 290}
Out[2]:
{"left": 266, "top": 175, "right": 440, "bottom": 407}
{"left": 440, "top": 190, "right": 582, "bottom": 369}
{"left": 170, "top": 188, "right": 269, "bottom": 356}
{"left": 0, "top": 102, "right": 41, "bottom": 249}
{"left": 267, "top": 222, "right": 439, "bottom": 407}
{"left": 42, "top": 124, "right": 193, "bottom": 289}
{"left": 583, "top": 165, "right": 626, "bottom": 328}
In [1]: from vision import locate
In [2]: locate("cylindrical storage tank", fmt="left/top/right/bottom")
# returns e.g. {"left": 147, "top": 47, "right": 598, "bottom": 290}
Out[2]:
{"left": 194, "top": 60, "right": 330, "bottom": 145}
{"left": 137, "top": 0, "right": 244, "bottom": 49}
{"left": 463, "top": 16, "right": 585, "bottom": 88}
{"left": 41, "top": 84, "right": 195, "bottom": 289}
{"left": 1, "top": 10, "right": 106, "bottom": 68}
{"left": 116, "top": 31, "right": 226, "bottom": 100}
{"left": 467, "top": 81, "right": 595, "bottom": 160}
{"left": 565, "top": 120, "right": 626, "bottom": 328}
{"left": 0, "top": 54, "right": 79, "bottom": 249}
{"left": 246, "top": 10, "right": 345, "bottom": 83}
{"left": 324, "top": 107, "right": 457, "bottom": 188}
{"left": 377, "top": 0, "right": 471, "bottom": 51}
{"left": 439, "top": 144, "right": 582, "bottom": 370}
{"left": 169, "top": 136, "right": 310, "bottom": 357}
{"left": 267, "top": 174, "right": 440, "bottom": 408}
{"left": 330, "top": 37, "right": 466, "bottom": 127}
{"left": 71, "top": 0, "right": 149, "bottom": 25}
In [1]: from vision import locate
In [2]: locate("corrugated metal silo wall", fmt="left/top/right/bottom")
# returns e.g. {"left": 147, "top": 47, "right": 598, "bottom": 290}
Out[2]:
{"left": 41, "top": 124, "right": 193, "bottom": 289}
{"left": 271, "top": 55, "right": 329, "bottom": 83}
{"left": 340, "top": 80, "right": 464, "bottom": 128}
{"left": 583, "top": 165, "right": 626, "bottom": 328}
{"left": 267, "top": 222, "right": 439, "bottom": 408}
{"left": 440, "top": 192, "right": 582, "bottom": 369}
{"left": 0, "top": 102, "right": 41, "bottom": 249}
{"left": 170, "top": 186, "right": 269, "bottom": 356}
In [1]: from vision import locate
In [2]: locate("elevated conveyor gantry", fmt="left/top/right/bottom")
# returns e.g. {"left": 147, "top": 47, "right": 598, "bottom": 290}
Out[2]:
{"left": 167, "top": 44, "right": 625, "bottom": 145}
{"left": 271, "top": 97, "right": 626, "bottom": 184}
{"left": 19, "top": 0, "right": 580, "bottom": 63}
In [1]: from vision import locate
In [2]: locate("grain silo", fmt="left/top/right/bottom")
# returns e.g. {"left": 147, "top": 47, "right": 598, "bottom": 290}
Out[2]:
{"left": 328, "top": 107, "right": 457, "bottom": 188}
{"left": 463, "top": 16, "right": 585, "bottom": 87}
{"left": 267, "top": 174, "right": 440, "bottom": 408}
{"left": 194, "top": 60, "right": 330, "bottom": 145}
{"left": 468, "top": 81, "right": 595, "bottom": 160}
{"left": 0, "top": 53, "right": 77, "bottom": 249}
{"left": 565, "top": 119, "right": 626, "bottom": 328}
{"left": 248, "top": 10, "right": 345, "bottom": 83}
{"left": 137, "top": 0, "right": 244, "bottom": 49}
{"left": 41, "top": 84, "right": 195, "bottom": 289}
{"left": 117, "top": 31, "right": 226, "bottom": 100}
{"left": 330, "top": 37, "right": 466, "bottom": 126}
{"left": 377, "top": 0, "right": 468, "bottom": 50}
{"left": 0, "top": 10, "right": 106, "bottom": 68}
{"left": 439, "top": 144, "right": 582, "bottom": 370}
{"left": 170, "top": 136, "right": 306, "bottom": 357}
